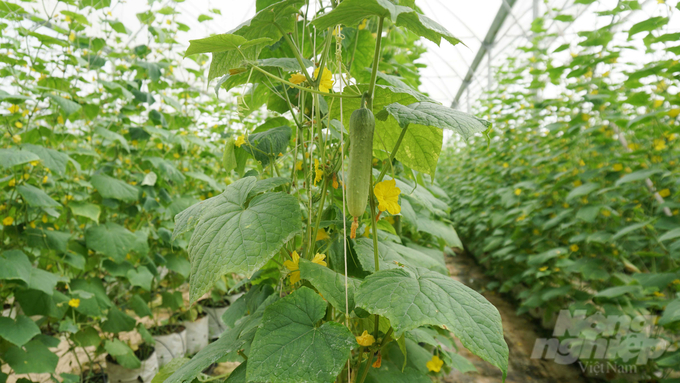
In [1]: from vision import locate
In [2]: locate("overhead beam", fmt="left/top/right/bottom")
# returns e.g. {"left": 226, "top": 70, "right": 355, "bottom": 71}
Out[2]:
{"left": 450, "top": 0, "right": 518, "bottom": 109}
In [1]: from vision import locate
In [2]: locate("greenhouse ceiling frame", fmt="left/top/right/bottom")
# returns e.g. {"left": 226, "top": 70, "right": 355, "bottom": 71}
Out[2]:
{"left": 450, "top": 0, "right": 524, "bottom": 109}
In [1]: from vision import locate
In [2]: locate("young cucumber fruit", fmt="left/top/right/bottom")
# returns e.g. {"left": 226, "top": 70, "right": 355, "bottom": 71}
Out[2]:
{"left": 347, "top": 106, "right": 375, "bottom": 237}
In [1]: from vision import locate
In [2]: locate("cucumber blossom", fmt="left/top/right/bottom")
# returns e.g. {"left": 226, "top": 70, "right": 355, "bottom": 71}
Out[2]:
{"left": 347, "top": 106, "right": 375, "bottom": 237}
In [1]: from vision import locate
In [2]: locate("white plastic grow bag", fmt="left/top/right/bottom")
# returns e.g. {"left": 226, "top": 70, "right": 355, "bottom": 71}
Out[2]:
{"left": 107, "top": 351, "right": 158, "bottom": 383}
{"left": 183, "top": 315, "right": 209, "bottom": 355}
{"left": 153, "top": 329, "right": 187, "bottom": 367}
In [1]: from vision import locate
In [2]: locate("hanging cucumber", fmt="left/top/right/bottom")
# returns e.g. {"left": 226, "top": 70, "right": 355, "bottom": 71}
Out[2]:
{"left": 347, "top": 94, "right": 375, "bottom": 238}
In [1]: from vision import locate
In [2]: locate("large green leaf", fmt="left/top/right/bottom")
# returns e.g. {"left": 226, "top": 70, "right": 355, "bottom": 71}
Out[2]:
{"left": 94, "top": 126, "right": 130, "bottom": 152}
{"left": 313, "top": 0, "right": 460, "bottom": 46}
{"left": 100, "top": 307, "right": 137, "bottom": 333}
{"left": 104, "top": 339, "right": 140, "bottom": 369}
{"left": 4, "top": 339, "right": 59, "bottom": 374}
{"left": 185, "top": 34, "right": 272, "bottom": 56}
{"left": 68, "top": 202, "right": 101, "bottom": 222}
{"left": 0, "top": 250, "right": 32, "bottom": 283}
{"left": 17, "top": 184, "right": 61, "bottom": 208}
{"left": 353, "top": 238, "right": 448, "bottom": 274}
{"left": 243, "top": 125, "right": 291, "bottom": 166}
{"left": 0, "top": 315, "right": 40, "bottom": 347}
{"left": 144, "top": 157, "right": 185, "bottom": 184}
{"left": 0, "top": 148, "right": 40, "bottom": 169}
{"left": 90, "top": 174, "right": 139, "bottom": 202}
{"left": 25, "top": 228, "right": 71, "bottom": 254}
{"left": 376, "top": 102, "right": 491, "bottom": 140}
{"left": 47, "top": 94, "right": 81, "bottom": 116}
{"left": 299, "top": 258, "right": 361, "bottom": 312}
{"left": 85, "top": 222, "right": 138, "bottom": 262}
{"left": 659, "top": 298, "right": 680, "bottom": 326}
{"left": 247, "top": 287, "right": 357, "bottom": 383}
{"left": 355, "top": 267, "right": 508, "bottom": 379}
{"left": 165, "top": 295, "right": 278, "bottom": 383}
{"left": 22, "top": 144, "right": 73, "bottom": 175}
{"left": 312, "top": 0, "right": 413, "bottom": 29}
{"left": 208, "top": 0, "right": 305, "bottom": 81}
{"left": 174, "top": 177, "right": 302, "bottom": 302}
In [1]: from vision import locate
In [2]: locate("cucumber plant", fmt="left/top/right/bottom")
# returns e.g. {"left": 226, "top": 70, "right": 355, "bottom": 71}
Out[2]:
{"left": 166, "top": 1, "right": 507, "bottom": 382}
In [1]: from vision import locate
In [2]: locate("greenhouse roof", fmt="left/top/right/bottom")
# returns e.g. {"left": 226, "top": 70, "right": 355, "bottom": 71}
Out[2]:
{"left": 34, "top": 0, "right": 680, "bottom": 109}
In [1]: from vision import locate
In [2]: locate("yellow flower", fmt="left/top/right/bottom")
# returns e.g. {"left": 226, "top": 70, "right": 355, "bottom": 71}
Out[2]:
{"left": 295, "top": 160, "right": 302, "bottom": 171}
{"left": 156, "top": 143, "right": 164, "bottom": 150}
{"left": 332, "top": 173, "right": 339, "bottom": 189}
{"left": 314, "top": 159, "right": 323, "bottom": 186}
{"left": 289, "top": 73, "right": 306, "bottom": 85}
{"left": 29, "top": 221, "right": 36, "bottom": 228}
{"left": 313, "top": 67, "right": 334, "bottom": 93}
{"left": 235, "top": 135, "right": 246, "bottom": 147}
{"left": 539, "top": 266, "right": 548, "bottom": 272}
{"left": 653, "top": 139, "right": 666, "bottom": 151}
{"left": 2, "top": 216, "right": 14, "bottom": 226}
{"left": 42, "top": 176, "right": 48, "bottom": 184}
{"left": 601, "top": 209, "right": 611, "bottom": 217}
{"left": 426, "top": 355, "right": 443, "bottom": 373}
{"left": 374, "top": 179, "right": 401, "bottom": 215}
{"left": 12, "top": 134, "right": 21, "bottom": 144}
{"left": 514, "top": 188, "right": 522, "bottom": 196}
{"left": 570, "top": 244, "right": 579, "bottom": 252}
{"left": 358, "top": 19, "right": 368, "bottom": 30}
{"left": 502, "top": 162, "right": 509, "bottom": 168}
{"left": 283, "top": 251, "right": 301, "bottom": 285}
{"left": 69, "top": 31, "right": 76, "bottom": 42}
{"left": 669, "top": 109, "right": 680, "bottom": 118}
{"left": 30, "top": 160, "right": 39, "bottom": 166}
{"left": 8, "top": 105, "right": 20, "bottom": 113}
{"left": 653, "top": 291, "right": 665, "bottom": 297}
{"left": 579, "top": 159, "right": 585, "bottom": 166}
{"left": 573, "top": 180, "right": 582, "bottom": 187}
{"left": 42, "top": 214, "right": 48, "bottom": 223}
{"left": 8, "top": 179, "right": 15, "bottom": 187}
{"left": 173, "top": 153, "right": 180, "bottom": 159}
{"left": 316, "top": 228, "right": 330, "bottom": 241}
{"left": 672, "top": 279, "right": 680, "bottom": 285}
{"left": 332, "top": 26, "right": 342, "bottom": 36}
{"left": 653, "top": 99, "right": 664, "bottom": 108}
{"left": 659, "top": 189, "right": 670, "bottom": 198}
{"left": 612, "top": 163, "right": 623, "bottom": 172}
{"left": 68, "top": 298, "right": 80, "bottom": 308}
{"left": 628, "top": 143, "right": 640, "bottom": 151}
{"left": 356, "top": 330, "right": 375, "bottom": 347}
{"left": 312, "top": 253, "right": 327, "bottom": 267}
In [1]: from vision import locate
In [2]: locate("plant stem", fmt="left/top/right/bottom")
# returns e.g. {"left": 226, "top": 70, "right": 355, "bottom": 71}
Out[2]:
{"left": 366, "top": 16, "right": 385, "bottom": 111}
{"left": 368, "top": 189, "right": 380, "bottom": 272}
{"left": 309, "top": 177, "right": 329, "bottom": 259}
{"left": 376, "top": 125, "right": 408, "bottom": 183}
{"left": 276, "top": 23, "right": 314, "bottom": 84}
{"left": 250, "top": 65, "right": 360, "bottom": 99}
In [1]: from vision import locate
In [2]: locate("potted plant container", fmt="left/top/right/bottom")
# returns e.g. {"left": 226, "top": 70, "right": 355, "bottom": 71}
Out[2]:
{"left": 106, "top": 343, "right": 158, "bottom": 383}
{"left": 149, "top": 324, "right": 187, "bottom": 367}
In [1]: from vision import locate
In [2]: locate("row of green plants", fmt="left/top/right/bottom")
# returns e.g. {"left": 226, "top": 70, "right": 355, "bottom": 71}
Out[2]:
{"left": 440, "top": 1, "right": 680, "bottom": 380}
{"left": 161, "top": 0, "right": 510, "bottom": 382}
{"left": 1, "top": 0, "right": 509, "bottom": 382}
{"left": 1, "top": 0, "right": 249, "bottom": 381}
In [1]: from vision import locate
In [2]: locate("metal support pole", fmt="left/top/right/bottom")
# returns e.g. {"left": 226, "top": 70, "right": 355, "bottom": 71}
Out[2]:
{"left": 487, "top": 47, "right": 493, "bottom": 92}
{"left": 466, "top": 88, "right": 471, "bottom": 114}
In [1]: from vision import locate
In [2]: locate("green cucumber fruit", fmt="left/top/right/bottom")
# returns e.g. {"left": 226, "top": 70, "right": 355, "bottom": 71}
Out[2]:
{"left": 347, "top": 107, "right": 375, "bottom": 219}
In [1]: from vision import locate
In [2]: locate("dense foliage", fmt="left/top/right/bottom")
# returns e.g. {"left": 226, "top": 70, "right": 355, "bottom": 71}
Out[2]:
{"left": 1, "top": 1, "right": 506, "bottom": 383}
{"left": 440, "top": 2, "right": 680, "bottom": 380}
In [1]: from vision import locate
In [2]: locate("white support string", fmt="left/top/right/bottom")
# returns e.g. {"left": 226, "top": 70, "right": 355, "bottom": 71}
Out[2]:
{"left": 334, "top": 22, "right": 351, "bottom": 382}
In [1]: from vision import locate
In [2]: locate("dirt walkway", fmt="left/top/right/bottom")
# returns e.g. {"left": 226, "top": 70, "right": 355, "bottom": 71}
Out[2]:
{"left": 443, "top": 252, "right": 588, "bottom": 383}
